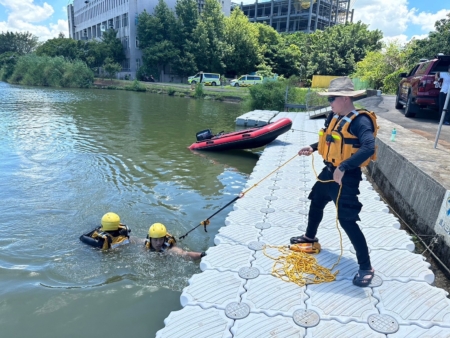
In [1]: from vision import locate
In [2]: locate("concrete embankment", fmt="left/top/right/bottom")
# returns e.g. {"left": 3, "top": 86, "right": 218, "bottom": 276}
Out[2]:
{"left": 368, "top": 116, "right": 450, "bottom": 273}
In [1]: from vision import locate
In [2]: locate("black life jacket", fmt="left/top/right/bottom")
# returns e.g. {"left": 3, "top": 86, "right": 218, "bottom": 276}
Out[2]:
{"left": 79, "top": 224, "right": 131, "bottom": 250}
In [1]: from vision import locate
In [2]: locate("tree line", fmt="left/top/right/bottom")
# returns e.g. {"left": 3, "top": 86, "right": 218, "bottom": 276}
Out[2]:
{"left": 136, "top": 0, "right": 383, "bottom": 82}
{"left": 0, "top": 0, "right": 448, "bottom": 92}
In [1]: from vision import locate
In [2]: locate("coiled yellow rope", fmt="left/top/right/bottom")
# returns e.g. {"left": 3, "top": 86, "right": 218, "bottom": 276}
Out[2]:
{"left": 263, "top": 153, "right": 344, "bottom": 286}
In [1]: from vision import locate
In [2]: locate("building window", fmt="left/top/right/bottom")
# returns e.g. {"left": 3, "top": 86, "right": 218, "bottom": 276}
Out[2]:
{"left": 136, "top": 58, "right": 141, "bottom": 70}
{"left": 122, "top": 13, "right": 128, "bottom": 27}
{"left": 122, "top": 36, "right": 129, "bottom": 49}
{"left": 135, "top": 38, "right": 139, "bottom": 48}
{"left": 122, "top": 58, "right": 130, "bottom": 71}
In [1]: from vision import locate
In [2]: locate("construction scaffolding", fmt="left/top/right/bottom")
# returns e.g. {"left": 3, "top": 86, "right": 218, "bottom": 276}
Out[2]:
{"left": 240, "top": 0, "right": 353, "bottom": 33}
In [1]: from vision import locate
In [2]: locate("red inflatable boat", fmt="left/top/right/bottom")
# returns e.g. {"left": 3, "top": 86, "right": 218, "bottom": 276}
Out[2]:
{"left": 189, "top": 118, "right": 292, "bottom": 151}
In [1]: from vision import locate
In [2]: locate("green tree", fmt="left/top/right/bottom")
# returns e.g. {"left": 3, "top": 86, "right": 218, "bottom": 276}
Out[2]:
{"left": 223, "top": 8, "right": 261, "bottom": 76}
{"left": 137, "top": 1, "right": 179, "bottom": 78}
{"left": 171, "top": 0, "right": 200, "bottom": 78}
{"left": 0, "top": 51, "right": 18, "bottom": 81}
{"left": 305, "top": 22, "right": 383, "bottom": 77}
{"left": 191, "top": 0, "right": 226, "bottom": 73}
{"left": 353, "top": 40, "right": 406, "bottom": 92}
{"left": 36, "top": 37, "right": 81, "bottom": 60}
{"left": 0, "top": 31, "right": 39, "bottom": 54}
{"left": 101, "top": 28, "right": 125, "bottom": 64}
{"left": 103, "top": 57, "right": 122, "bottom": 81}
{"left": 255, "top": 23, "right": 283, "bottom": 76}
{"left": 272, "top": 42, "right": 301, "bottom": 78}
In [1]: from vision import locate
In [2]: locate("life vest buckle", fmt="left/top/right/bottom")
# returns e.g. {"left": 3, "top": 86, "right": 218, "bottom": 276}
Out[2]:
{"left": 326, "top": 134, "right": 334, "bottom": 145}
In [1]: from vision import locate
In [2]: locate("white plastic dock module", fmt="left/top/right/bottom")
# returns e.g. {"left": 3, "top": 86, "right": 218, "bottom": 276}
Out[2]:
{"left": 157, "top": 113, "right": 450, "bottom": 338}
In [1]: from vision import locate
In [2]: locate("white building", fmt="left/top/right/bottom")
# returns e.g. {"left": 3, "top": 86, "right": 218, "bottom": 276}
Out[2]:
{"left": 67, "top": 0, "right": 231, "bottom": 81}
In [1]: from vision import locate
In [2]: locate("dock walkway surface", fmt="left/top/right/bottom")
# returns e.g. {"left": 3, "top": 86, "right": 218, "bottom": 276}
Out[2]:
{"left": 156, "top": 111, "right": 450, "bottom": 338}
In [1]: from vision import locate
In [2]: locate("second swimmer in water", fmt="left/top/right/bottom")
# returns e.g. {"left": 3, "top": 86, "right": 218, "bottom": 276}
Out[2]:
{"left": 137, "top": 223, "right": 205, "bottom": 260}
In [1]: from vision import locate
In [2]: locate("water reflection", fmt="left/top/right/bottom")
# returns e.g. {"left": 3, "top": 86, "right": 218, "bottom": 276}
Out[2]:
{"left": 0, "top": 82, "right": 257, "bottom": 337}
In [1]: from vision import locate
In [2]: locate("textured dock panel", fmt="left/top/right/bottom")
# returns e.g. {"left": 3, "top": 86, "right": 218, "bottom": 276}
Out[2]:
{"left": 252, "top": 246, "right": 284, "bottom": 274}
{"left": 214, "top": 221, "right": 261, "bottom": 245}
{"left": 388, "top": 325, "right": 450, "bottom": 337}
{"left": 304, "top": 319, "right": 385, "bottom": 338}
{"left": 260, "top": 227, "right": 306, "bottom": 246}
{"left": 305, "top": 280, "right": 378, "bottom": 321}
{"left": 224, "top": 209, "right": 266, "bottom": 225}
{"left": 231, "top": 313, "right": 305, "bottom": 337}
{"left": 200, "top": 244, "right": 255, "bottom": 272}
{"left": 156, "top": 305, "right": 233, "bottom": 338}
{"left": 373, "top": 281, "right": 450, "bottom": 327}
{"left": 180, "top": 270, "right": 246, "bottom": 308}
{"left": 241, "top": 274, "right": 307, "bottom": 316}
{"left": 370, "top": 249, "right": 434, "bottom": 284}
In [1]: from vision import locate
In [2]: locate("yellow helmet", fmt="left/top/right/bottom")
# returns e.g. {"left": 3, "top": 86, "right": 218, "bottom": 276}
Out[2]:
{"left": 101, "top": 212, "right": 120, "bottom": 231}
{"left": 148, "top": 223, "right": 167, "bottom": 238}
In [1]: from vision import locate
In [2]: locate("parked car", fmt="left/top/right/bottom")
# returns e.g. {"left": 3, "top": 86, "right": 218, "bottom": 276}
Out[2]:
{"left": 188, "top": 73, "right": 221, "bottom": 86}
{"left": 230, "top": 75, "right": 263, "bottom": 87}
{"left": 396, "top": 54, "right": 450, "bottom": 117}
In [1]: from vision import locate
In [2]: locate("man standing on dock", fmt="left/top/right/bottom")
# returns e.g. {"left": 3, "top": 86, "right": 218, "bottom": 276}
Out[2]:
{"left": 290, "top": 77, "right": 378, "bottom": 287}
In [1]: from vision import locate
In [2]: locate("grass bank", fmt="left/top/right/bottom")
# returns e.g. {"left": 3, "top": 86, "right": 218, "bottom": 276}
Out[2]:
{"left": 93, "top": 78, "right": 249, "bottom": 103}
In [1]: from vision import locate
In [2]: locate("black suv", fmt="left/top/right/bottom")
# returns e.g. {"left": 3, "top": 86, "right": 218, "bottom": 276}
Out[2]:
{"left": 396, "top": 54, "right": 450, "bottom": 117}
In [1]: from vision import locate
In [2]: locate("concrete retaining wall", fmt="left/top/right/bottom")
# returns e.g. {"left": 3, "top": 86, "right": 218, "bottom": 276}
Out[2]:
{"left": 367, "top": 116, "right": 450, "bottom": 271}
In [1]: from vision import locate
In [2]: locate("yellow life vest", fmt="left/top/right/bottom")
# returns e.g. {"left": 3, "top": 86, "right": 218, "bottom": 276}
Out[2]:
{"left": 317, "top": 109, "right": 378, "bottom": 167}
{"left": 145, "top": 233, "right": 176, "bottom": 252}
{"left": 91, "top": 224, "right": 131, "bottom": 250}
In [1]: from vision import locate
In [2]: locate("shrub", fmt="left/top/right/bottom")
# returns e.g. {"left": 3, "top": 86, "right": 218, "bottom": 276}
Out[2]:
{"left": 247, "top": 80, "right": 291, "bottom": 111}
{"left": 124, "top": 79, "right": 146, "bottom": 92}
{"left": 167, "top": 87, "right": 176, "bottom": 96}
{"left": 383, "top": 69, "right": 405, "bottom": 94}
{"left": 8, "top": 54, "right": 93, "bottom": 88}
{"left": 194, "top": 83, "right": 204, "bottom": 98}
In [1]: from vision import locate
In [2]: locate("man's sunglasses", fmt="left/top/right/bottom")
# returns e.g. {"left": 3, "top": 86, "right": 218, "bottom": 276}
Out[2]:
{"left": 327, "top": 96, "right": 340, "bottom": 102}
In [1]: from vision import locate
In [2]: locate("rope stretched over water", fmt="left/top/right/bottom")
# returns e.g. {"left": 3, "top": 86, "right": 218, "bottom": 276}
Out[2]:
{"left": 179, "top": 153, "right": 300, "bottom": 240}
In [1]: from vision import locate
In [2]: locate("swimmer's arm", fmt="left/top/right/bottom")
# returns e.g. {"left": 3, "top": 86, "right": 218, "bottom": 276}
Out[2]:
{"left": 169, "top": 246, "right": 204, "bottom": 260}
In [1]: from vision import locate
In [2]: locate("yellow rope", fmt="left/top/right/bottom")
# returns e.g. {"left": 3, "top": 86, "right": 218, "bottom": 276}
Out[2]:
{"left": 263, "top": 153, "right": 345, "bottom": 285}
{"left": 241, "top": 153, "right": 300, "bottom": 196}
{"left": 263, "top": 245, "right": 338, "bottom": 287}
{"left": 311, "top": 152, "right": 344, "bottom": 271}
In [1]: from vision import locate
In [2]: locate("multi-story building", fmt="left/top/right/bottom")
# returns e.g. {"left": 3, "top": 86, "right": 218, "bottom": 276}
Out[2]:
{"left": 239, "top": 0, "right": 353, "bottom": 33}
{"left": 67, "top": 0, "right": 231, "bottom": 81}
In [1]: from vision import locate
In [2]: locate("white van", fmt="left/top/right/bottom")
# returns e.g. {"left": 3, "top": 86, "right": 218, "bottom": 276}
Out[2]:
{"left": 230, "top": 75, "right": 263, "bottom": 87}
{"left": 188, "top": 73, "right": 221, "bottom": 86}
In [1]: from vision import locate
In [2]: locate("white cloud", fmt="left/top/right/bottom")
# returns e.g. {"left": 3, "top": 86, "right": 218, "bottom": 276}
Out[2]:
{"left": 353, "top": 0, "right": 450, "bottom": 42}
{"left": 409, "top": 8, "right": 450, "bottom": 33}
{"left": 381, "top": 34, "right": 409, "bottom": 47}
{"left": 352, "top": 0, "right": 412, "bottom": 37}
{"left": 0, "top": 0, "right": 68, "bottom": 41}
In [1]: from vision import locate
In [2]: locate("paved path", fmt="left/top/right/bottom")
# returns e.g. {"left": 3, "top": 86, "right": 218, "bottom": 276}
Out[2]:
{"left": 358, "top": 95, "right": 450, "bottom": 147}
{"left": 156, "top": 111, "right": 450, "bottom": 338}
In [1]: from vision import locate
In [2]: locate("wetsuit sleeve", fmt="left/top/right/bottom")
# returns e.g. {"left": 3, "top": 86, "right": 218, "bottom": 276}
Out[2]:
{"left": 310, "top": 142, "right": 318, "bottom": 151}
{"left": 338, "top": 114, "right": 375, "bottom": 171}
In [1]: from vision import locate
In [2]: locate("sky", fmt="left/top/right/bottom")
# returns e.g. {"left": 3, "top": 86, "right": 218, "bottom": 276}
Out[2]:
{"left": 0, "top": 0, "right": 449, "bottom": 44}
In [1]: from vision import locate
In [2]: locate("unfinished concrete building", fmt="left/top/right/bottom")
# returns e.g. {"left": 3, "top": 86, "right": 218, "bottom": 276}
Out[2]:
{"left": 239, "top": 0, "right": 353, "bottom": 33}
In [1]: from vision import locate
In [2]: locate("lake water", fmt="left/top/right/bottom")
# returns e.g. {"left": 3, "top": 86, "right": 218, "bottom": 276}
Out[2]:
{"left": 0, "top": 82, "right": 259, "bottom": 337}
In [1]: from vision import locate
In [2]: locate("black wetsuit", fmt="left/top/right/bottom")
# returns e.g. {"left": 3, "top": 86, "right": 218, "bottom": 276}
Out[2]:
{"left": 306, "top": 111, "right": 375, "bottom": 270}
